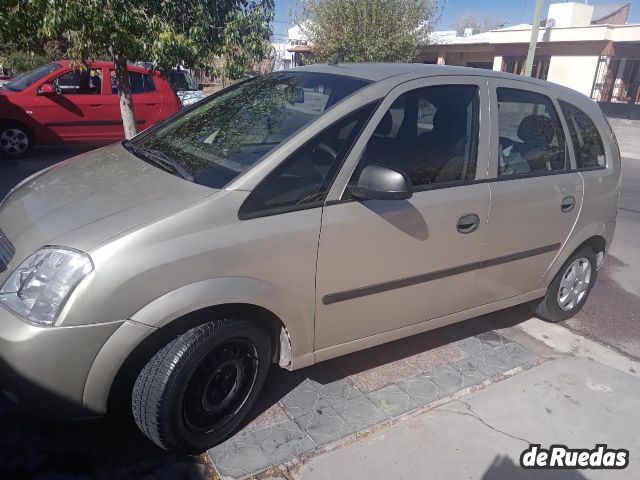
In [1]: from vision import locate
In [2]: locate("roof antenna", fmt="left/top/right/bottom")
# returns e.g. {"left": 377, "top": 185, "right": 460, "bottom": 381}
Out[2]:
{"left": 329, "top": 47, "right": 347, "bottom": 65}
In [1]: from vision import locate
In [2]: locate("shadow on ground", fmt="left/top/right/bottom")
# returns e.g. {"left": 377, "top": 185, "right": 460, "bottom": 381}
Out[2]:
{"left": 0, "top": 305, "right": 536, "bottom": 479}
{"left": 482, "top": 455, "right": 587, "bottom": 479}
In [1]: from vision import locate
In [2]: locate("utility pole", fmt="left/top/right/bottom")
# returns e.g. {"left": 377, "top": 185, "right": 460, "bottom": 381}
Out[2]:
{"left": 524, "top": 0, "right": 544, "bottom": 77}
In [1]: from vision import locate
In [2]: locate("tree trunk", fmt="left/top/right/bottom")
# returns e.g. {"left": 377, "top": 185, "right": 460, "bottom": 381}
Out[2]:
{"left": 114, "top": 52, "right": 138, "bottom": 139}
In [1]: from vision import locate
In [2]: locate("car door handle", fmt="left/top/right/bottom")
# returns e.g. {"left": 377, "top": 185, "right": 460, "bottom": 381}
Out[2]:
{"left": 456, "top": 213, "right": 480, "bottom": 234}
{"left": 561, "top": 195, "right": 576, "bottom": 212}
{"left": 145, "top": 103, "right": 158, "bottom": 106}
{"left": 89, "top": 103, "right": 101, "bottom": 107}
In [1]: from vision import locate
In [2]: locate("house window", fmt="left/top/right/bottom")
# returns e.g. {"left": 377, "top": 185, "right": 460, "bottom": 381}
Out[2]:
{"left": 502, "top": 56, "right": 549, "bottom": 80}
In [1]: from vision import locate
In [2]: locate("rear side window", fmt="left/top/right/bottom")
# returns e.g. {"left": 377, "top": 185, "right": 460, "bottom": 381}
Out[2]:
{"left": 559, "top": 100, "right": 606, "bottom": 168}
{"left": 110, "top": 71, "right": 156, "bottom": 94}
{"left": 239, "top": 104, "right": 376, "bottom": 219}
{"left": 497, "top": 88, "right": 567, "bottom": 177}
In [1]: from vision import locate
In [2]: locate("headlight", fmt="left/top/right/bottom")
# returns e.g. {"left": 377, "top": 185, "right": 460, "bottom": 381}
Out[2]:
{"left": 0, "top": 247, "right": 93, "bottom": 326}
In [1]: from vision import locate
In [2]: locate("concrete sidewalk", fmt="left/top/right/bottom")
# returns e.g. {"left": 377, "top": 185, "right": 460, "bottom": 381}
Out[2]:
{"left": 292, "top": 320, "right": 640, "bottom": 480}
{"left": 609, "top": 118, "right": 640, "bottom": 160}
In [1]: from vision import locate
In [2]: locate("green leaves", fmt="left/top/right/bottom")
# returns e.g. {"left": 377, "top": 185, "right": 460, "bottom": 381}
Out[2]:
{"left": 294, "top": 0, "right": 439, "bottom": 64}
{"left": 0, "top": 0, "right": 274, "bottom": 77}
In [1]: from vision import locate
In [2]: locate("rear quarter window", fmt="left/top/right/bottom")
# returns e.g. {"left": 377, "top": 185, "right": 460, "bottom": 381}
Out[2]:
{"left": 559, "top": 100, "right": 606, "bottom": 169}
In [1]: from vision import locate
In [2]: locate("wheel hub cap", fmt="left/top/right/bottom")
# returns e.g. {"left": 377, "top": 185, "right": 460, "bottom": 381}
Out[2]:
{"left": 557, "top": 257, "right": 591, "bottom": 312}
{"left": 0, "top": 128, "right": 28, "bottom": 155}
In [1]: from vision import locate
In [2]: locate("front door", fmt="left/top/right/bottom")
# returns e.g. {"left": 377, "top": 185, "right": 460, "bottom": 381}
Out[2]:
{"left": 314, "top": 77, "right": 492, "bottom": 351}
{"left": 33, "top": 66, "right": 118, "bottom": 142}
{"left": 475, "top": 79, "right": 584, "bottom": 304}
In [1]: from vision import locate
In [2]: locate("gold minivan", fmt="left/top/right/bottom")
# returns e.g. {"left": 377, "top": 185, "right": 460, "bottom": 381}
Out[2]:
{"left": 0, "top": 64, "right": 620, "bottom": 452}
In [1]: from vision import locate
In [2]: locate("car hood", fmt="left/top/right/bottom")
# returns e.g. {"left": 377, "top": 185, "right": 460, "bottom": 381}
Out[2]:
{"left": 0, "top": 143, "right": 215, "bottom": 278}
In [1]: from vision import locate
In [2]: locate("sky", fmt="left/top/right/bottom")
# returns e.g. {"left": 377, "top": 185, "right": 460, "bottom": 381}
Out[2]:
{"left": 272, "top": 0, "right": 640, "bottom": 39}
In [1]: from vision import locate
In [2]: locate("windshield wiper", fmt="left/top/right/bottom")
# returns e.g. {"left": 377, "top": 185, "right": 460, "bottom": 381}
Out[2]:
{"left": 125, "top": 144, "right": 194, "bottom": 182}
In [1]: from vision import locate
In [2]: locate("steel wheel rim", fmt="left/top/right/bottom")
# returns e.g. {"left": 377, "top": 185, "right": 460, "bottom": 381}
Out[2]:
{"left": 182, "top": 338, "right": 259, "bottom": 435}
{"left": 0, "top": 128, "right": 29, "bottom": 156}
{"left": 557, "top": 257, "right": 591, "bottom": 312}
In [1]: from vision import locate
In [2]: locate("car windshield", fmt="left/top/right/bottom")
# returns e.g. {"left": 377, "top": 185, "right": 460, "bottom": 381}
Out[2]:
{"left": 129, "top": 71, "right": 370, "bottom": 188}
{"left": 2, "top": 62, "right": 62, "bottom": 92}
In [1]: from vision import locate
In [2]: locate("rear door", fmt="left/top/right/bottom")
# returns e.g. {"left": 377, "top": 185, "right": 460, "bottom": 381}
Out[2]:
{"left": 476, "top": 79, "right": 583, "bottom": 303}
{"left": 314, "top": 76, "right": 492, "bottom": 353}
{"left": 126, "top": 70, "right": 165, "bottom": 129}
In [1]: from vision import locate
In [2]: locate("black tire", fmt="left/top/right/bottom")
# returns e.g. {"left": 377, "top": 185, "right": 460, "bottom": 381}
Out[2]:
{"left": 0, "top": 121, "right": 34, "bottom": 159}
{"left": 132, "top": 319, "right": 271, "bottom": 453}
{"left": 531, "top": 246, "right": 597, "bottom": 323}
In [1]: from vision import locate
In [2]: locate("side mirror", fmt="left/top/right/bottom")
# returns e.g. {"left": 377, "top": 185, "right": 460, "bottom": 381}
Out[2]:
{"left": 38, "top": 83, "right": 57, "bottom": 95}
{"left": 197, "top": 83, "right": 204, "bottom": 90}
{"left": 350, "top": 164, "right": 413, "bottom": 201}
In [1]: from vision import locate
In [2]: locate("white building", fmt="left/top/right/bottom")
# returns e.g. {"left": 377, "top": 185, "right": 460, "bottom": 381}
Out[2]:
{"left": 423, "top": 2, "right": 640, "bottom": 118}
{"left": 272, "top": 25, "right": 312, "bottom": 70}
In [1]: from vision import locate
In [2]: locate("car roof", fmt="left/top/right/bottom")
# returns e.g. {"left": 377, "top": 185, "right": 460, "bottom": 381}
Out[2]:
{"left": 291, "top": 62, "right": 551, "bottom": 86}
{"left": 57, "top": 59, "right": 155, "bottom": 74}
{"left": 288, "top": 62, "right": 590, "bottom": 102}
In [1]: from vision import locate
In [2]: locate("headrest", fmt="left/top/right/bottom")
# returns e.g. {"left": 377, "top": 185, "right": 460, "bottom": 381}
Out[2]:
{"left": 517, "top": 115, "right": 555, "bottom": 145}
{"left": 433, "top": 108, "right": 467, "bottom": 133}
{"left": 374, "top": 111, "right": 393, "bottom": 136}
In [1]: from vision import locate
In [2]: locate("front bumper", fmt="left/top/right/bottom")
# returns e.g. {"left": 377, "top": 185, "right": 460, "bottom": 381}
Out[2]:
{"left": 0, "top": 304, "right": 122, "bottom": 419}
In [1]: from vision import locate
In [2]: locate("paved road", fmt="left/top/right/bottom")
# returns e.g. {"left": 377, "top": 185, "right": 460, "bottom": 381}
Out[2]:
{"left": 564, "top": 158, "right": 640, "bottom": 359}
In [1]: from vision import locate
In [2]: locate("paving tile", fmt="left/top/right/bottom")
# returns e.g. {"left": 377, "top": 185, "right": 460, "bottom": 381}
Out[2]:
{"left": 367, "top": 384, "right": 419, "bottom": 417}
{"left": 454, "top": 336, "right": 489, "bottom": 356}
{"left": 208, "top": 432, "right": 272, "bottom": 479}
{"left": 294, "top": 404, "right": 355, "bottom": 447}
{"left": 312, "top": 378, "right": 363, "bottom": 405}
{"left": 476, "top": 331, "right": 509, "bottom": 348}
{"left": 448, "top": 356, "right": 490, "bottom": 385}
{"left": 332, "top": 396, "right": 389, "bottom": 432}
{"left": 278, "top": 379, "right": 331, "bottom": 419}
{"left": 426, "top": 364, "right": 476, "bottom": 394}
{"left": 264, "top": 366, "right": 310, "bottom": 399}
{"left": 498, "top": 342, "right": 538, "bottom": 368}
{"left": 237, "top": 391, "right": 290, "bottom": 435}
{"left": 474, "top": 346, "right": 512, "bottom": 376}
{"left": 397, "top": 374, "right": 448, "bottom": 405}
{"left": 252, "top": 420, "right": 316, "bottom": 466}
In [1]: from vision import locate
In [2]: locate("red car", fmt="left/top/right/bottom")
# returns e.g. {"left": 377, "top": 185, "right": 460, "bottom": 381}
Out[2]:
{"left": 0, "top": 60, "right": 181, "bottom": 158}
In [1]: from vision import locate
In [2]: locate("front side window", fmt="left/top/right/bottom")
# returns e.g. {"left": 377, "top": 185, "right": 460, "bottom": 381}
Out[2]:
{"left": 239, "top": 104, "right": 376, "bottom": 219}
{"left": 353, "top": 84, "right": 479, "bottom": 188}
{"left": 497, "top": 88, "right": 567, "bottom": 177}
{"left": 54, "top": 68, "right": 103, "bottom": 94}
{"left": 559, "top": 100, "right": 606, "bottom": 169}
{"left": 131, "top": 72, "right": 370, "bottom": 188}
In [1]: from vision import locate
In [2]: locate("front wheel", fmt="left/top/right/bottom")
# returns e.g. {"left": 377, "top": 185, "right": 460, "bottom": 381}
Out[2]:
{"left": 0, "top": 122, "right": 33, "bottom": 158}
{"left": 530, "top": 246, "right": 597, "bottom": 322}
{"left": 132, "top": 319, "right": 271, "bottom": 453}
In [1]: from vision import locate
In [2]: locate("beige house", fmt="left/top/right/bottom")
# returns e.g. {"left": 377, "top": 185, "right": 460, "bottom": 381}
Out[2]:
{"left": 422, "top": 2, "right": 640, "bottom": 118}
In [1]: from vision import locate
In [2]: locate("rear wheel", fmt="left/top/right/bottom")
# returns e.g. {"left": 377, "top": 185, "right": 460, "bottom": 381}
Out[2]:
{"left": 531, "top": 246, "right": 597, "bottom": 322}
{"left": 132, "top": 319, "right": 271, "bottom": 453}
{"left": 0, "top": 122, "right": 33, "bottom": 158}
